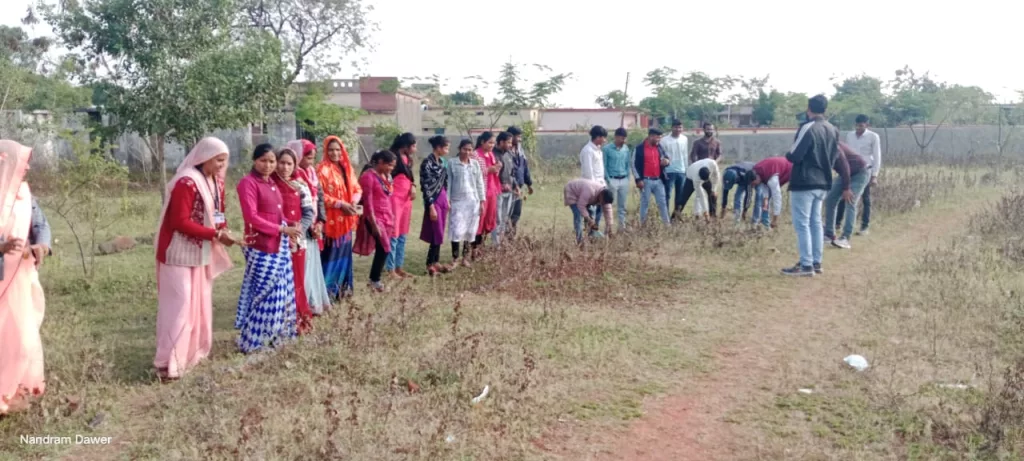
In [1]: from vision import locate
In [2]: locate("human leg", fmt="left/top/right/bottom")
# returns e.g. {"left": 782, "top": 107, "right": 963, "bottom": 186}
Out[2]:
{"left": 789, "top": 190, "right": 814, "bottom": 268}
{"left": 570, "top": 204, "right": 583, "bottom": 243}
{"left": 648, "top": 179, "right": 670, "bottom": 225}
{"left": 860, "top": 183, "right": 872, "bottom": 231}
{"left": 677, "top": 178, "right": 696, "bottom": 217}
{"left": 842, "top": 172, "right": 871, "bottom": 240}
{"left": 809, "top": 190, "right": 825, "bottom": 267}
{"left": 823, "top": 180, "right": 844, "bottom": 241}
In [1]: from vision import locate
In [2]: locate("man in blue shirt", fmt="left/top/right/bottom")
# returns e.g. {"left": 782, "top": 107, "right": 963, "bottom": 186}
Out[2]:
{"left": 602, "top": 127, "right": 632, "bottom": 230}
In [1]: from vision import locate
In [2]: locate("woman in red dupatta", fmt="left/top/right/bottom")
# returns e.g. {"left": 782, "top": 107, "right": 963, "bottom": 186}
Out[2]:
{"left": 0, "top": 140, "right": 50, "bottom": 413}
{"left": 316, "top": 136, "right": 362, "bottom": 299}
{"left": 272, "top": 148, "right": 315, "bottom": 334}
{"left": 153, "top": 137, "right": 236, "bottom": 382}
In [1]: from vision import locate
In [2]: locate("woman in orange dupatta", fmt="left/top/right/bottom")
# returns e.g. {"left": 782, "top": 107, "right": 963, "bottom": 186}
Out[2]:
{"left": 153, "top": 138, "right": 237, "bottom": 382}
{"left": 316, "top": 136, "right": 362, "bottom": 299}
{"left": 0, "top": 140, "right": 50, "bottom": 414}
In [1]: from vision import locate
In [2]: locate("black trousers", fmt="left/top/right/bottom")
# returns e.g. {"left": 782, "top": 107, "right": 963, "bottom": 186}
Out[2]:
{"left": 676, "top": 179, "right": 716, "bottom": 216}
{"left": 370, "top": 236, "right": 388, "bottom": 283}
{"left": 427, "top": 244, "right": 441, "bottom": 266}
{"left": 451, "top": 241, "right": 471, "bottom": 260}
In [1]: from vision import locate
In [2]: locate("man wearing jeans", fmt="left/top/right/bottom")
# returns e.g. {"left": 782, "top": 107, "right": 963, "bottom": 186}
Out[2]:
{"left": 563, "top": 178, "right": 614, "bottom": 244}
{"left": 836, "top": 114, "right": 882, "bottom": 235}
{"left": 580, "top": 125, "right": 608, "bottom": 229}
{"left": 603, "top": 127, "right": 632, "bottom": 230}
{"left": 492, "top": 131, "right": 519, "bottom": 246}
{"left": 720, "top": 161, "right": 755, "bottom": 222}
{"left": 633, "top": 128, "right": 671, "bottom": 225}
{"left": 746, "top": 157, "right": 792, "bottom": 229}
{"left": 782, "top": 94, "right": 842, "bottom": 277}
{"left": 507, "top": 126, "right": 533, "bottom": 236}
{"left": 659, "top": 119, "right": 688, "bottom": 220}
{"left": 824, "top": 143, "right": 868, "bottom": 249}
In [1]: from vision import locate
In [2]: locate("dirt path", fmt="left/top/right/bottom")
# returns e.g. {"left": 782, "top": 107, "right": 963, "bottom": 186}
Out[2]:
{"left": 549, "top": 193, "right": 994, "bottom": 461}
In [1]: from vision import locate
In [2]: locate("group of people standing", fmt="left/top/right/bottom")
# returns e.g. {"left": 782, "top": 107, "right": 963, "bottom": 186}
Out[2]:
{"left": 564, "top": 95, "right": 881, "bottom": 278}
{"left": 0, "top": 94, "right": 881, "bottom": 413}
{"left": 151, "top": 127, "right": 534, "bottom": 381}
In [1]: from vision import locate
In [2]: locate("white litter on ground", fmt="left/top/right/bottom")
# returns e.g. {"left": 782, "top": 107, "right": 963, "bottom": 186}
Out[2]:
{"left": 471, "top": 385, "right": 490, "bottom": 404}
{"left": 843, "top": 354, "right": 869, "bottom": 371}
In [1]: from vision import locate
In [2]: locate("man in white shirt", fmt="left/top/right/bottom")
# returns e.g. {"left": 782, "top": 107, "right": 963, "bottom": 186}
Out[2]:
{"left": 580, "top": 125, "right": 608, "bottom": 227}
{"left": 659, "top": 119, "right": 689, "bottom": 220}
{"left": 837, "top": 114, "right": 881, "bottom": 235}
{"left": 676, "top": 157, "right": 721, "bottom": 222}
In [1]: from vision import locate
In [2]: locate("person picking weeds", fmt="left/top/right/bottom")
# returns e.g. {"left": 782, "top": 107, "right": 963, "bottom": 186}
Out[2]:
{"left": 745, "top": 156, "right": 792, "bottom": 230}
{"left": 563, "top": 178, "right": 614, "bottom": 244}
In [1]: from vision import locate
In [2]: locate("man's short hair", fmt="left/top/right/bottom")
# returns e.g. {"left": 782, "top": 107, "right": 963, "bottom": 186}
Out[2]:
{"left": 854, "top": 114, "right": 869, "bottom": 124}
{"left": 590, "top": 125, "right": 608, "bottom": 140}
{"left": 743, "top": 170, "right": 757, "bottom": 184}
{"left": 648, "top": 128, "right": 663, "bottom": 136}
{"left": 507, "top": 126, "right": 523, "bottom": 136}
{"left": 808, "top": 94, "right": 828, "bottom": 114}
{"left": 600, "top": 188, "right": 614, "bottom": 204}
{"left": 702, "top": 121, "right": 714, "bottom": 129}
{"left": 496, "top": 131, "right": 512, "bottom": 143}
{"left": 672, "top": 119, "right": 683, "bottom": 127}
{"left": 699, "top": 167, "right": 711, "bottom": 181}
{"left": 614, "top": 127, "right": 628, "bottom": 137}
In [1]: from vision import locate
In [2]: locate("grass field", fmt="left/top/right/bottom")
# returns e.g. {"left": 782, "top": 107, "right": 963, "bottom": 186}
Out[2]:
{"left": 2, "top": 162, "right": 1023, "bottom": 460}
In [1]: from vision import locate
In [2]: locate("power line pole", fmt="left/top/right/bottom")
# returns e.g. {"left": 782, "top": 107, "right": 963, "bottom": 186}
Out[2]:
{"left": 620, "top": 72, "right": 630, "bottom": 127}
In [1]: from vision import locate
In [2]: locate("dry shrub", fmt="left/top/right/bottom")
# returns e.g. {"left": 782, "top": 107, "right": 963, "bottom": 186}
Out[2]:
{"left": 872, "top": 170, "right": 962, "bottom": 216}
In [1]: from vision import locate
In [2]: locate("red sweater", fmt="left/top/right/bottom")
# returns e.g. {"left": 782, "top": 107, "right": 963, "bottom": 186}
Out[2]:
{"left": 753, "top": 157, "right": 792, "bottom": 187}
{"left": 156, "top": 176, "right": 226, "bottom": 264}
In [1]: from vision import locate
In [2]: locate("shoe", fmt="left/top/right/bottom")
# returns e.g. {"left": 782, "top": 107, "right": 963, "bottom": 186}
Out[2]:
{"left": 427, "top": 265, "right": 440, "bottom": 277}
{"left": 813, "top": 262, "right": 823, "bottom": 274}
{"left": 395, "top": 268, "right": 415, "bottom": 278}
{"left": 367, "top": 281, "right": 386, "bottom": 292}
{"left": 781, "top": 264, "right": 814, "bottom": 277}
{"left": 831, "top": 238, "right": 851, "bottom": 249}
{"left": 856, "top": 228, "right": 870, "bottom": 236}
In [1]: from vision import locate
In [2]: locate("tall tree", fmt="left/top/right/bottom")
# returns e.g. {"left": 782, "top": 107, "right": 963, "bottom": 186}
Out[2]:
{"left": 44, "top": 0, "right": 286, "bottom": 196}
{"left": 239, "top": 0, "right": 376, "bottom": 86}
{"left": 0, "top": 23, "right": 89, "bottom": 115}
{"left": 829, "top": 75, "right": 887, "bottom": 129}
{"left": 639, "top": 68, "right": 736, "bottom": 125}
{"left": 595, "top": 90, "right": 633, "bottom": 109}
{"left": 884, "top": 66, "right": 951, "bottom": 155}
{"left": 294, "top": 83, "right": 362, "bottom": 145}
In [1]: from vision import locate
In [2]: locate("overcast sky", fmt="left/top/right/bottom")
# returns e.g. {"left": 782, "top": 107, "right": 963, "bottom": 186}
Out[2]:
{"left": 8, "top": 0, "right": 1023, "bottom": 107}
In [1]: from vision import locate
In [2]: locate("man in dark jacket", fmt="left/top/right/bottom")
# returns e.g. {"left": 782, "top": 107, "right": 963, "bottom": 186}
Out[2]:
{"left": 631, "top": 128, "right": 671, "bottom": 225}
{"left": 507, "top": 126, "right": 533, "bottom": 236}
{"left": 782, "top": 94, "right": 841, "bottom": 277}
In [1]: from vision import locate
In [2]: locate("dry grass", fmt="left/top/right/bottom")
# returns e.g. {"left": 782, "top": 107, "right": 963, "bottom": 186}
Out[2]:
{"left": 0, "top": 164, "right": 1005, "bottom": 460}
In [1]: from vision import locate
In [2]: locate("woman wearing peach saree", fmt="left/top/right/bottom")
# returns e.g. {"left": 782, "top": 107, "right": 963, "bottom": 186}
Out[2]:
{"left": 153, "top": 137, "right": 237, "bottom": 382}
{"left": 0, "top": 140, "right": 52, "bottom": 414}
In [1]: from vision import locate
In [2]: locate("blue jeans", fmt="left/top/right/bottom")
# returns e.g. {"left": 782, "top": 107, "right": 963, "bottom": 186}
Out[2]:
{"left": 790, "top": 190, "right": 826, "bottom": 268}
{"left": 607, "top": 177, "right": 630, "bottom": 229}
{"left": 385, "top": 234, "right": 407, "bottom": 271}
{"left": 824, "top": 171, "right": 870, "bottom": 240}
{"left": 663, "top": 172, "right": 686, "bottom": 214}
{"left": 570, "top": 204, "right": 594, "bottom": 243}
{"left": 836, "top": 182, "right": 872, "bottom": 232}
{"left": 639, "top": 178, "right": 670, "bottom": 225}
{"left": 751, "top": 185, "right": 771, "bottom": 228}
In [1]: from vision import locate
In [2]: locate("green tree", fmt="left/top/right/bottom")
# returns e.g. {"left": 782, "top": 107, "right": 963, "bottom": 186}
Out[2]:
{"left": 294, "top": 83, "right": 362, "bottom": 145}
{"left": 449, "top": 91, "right": 483, "bottom": 106}
{"left": 638, "top": 68, "right": 736, "bottom": 126}
{"left": 595, "top": 90, "right": 632, "bottom": 109}
{"left": 239, "top": 0, "right": 375, "bottom": 86}
{"left": 829, "top": 75, "right": 887, "bottom": 129}
{"left": 44, "top": 0, "right": 286, "bottom": 197}
{"left": 884, "top": 66, "right": 954, "bottom": 155}
{"left": 0, "top": 24, "right": 89, "bottom": 114}
{"left": 752, "top": 90, "right": 781, "bottom": 126}
{"left": 372, "top": 120, "right": 402, "bottom": 152}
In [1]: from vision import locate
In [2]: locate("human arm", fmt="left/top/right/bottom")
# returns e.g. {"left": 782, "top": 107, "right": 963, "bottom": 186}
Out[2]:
{"left": 237, "top": 178, "right": 282, "bottom": 236}
{"left": 631, "top": 146, "right": 642, "bottom": 183}
{"left": 689, "top": 140, "right": 698, "bottom": 164}
{"left": 834, "top": 147, "right": 851, "bottom": 190}
{"left": 785, "top": 123, "right": 814, "bottom": 164}
{"left": 28, "top": 197, "right": 52, "bottom": 250}
{"left": 523, "top": 156, "right": 534, "bottom": 191}
{"left": 420, "top": 160, "right": 438, "bottom": 206}
{"left": 871, "top": 132, "right": 881, "bottom": 180}
{"left": 713, "top": 141, "right": 722, "bottom": 161}
{"left": 768, "top": 175, "right": 782, "bottom": 217}
{"left": 298, "top": 190, "right": 315, "bottom": 235}
{"left": 602, "top": 146, "right": 612, "bottom": 184}
{"left": 316, "top": 186, "right": 327, "bottom": 223}
{"left": 580, "top": 145, "right": 594, "bottom": 181}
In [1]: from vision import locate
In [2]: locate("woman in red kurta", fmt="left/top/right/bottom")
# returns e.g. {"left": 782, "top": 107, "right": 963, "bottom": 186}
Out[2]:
{"left": 354, "top": 150, "right": 398, "bottom": 292}
{"left": 473, "top": 131, "right": 500, "bottom": 256}
{"left": 272, "top": 148, "right": 315, "bottom": 334}
{"left": 153, "top": 137, "right": 237, "bottom": 381}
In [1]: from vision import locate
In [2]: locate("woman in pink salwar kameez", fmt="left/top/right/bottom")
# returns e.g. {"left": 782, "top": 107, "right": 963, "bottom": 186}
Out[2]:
{"left": 152, "top": 137, "right": 237, "bottom": 382}
{"left": 0, "top": 140, "right": 49, "bottom": 414}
